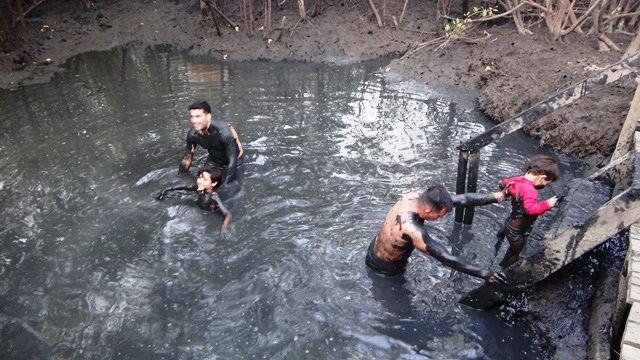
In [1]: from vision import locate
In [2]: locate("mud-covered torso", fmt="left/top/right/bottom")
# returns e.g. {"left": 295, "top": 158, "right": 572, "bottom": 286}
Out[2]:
{"left": 186, "top": 122, "right": 234, "bottom": 166}
{"left": 392, "top": 212, "right": 423, "bottom": 262}
{"left": 374, "top": 191, "right": 424, "bottom": 263}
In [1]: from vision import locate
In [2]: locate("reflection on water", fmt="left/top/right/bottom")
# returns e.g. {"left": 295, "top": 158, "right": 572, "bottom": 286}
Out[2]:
{"left": 0, "top": 46, "right": 586, "bottom": 359}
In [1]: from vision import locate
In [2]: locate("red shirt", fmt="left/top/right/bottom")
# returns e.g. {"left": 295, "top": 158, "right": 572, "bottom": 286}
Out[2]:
{"left": 501, "top": 176, "right": 551, "bottom": 216}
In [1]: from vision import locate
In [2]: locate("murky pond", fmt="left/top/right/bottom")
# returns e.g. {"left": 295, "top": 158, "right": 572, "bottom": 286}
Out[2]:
{"left": 0, "top": 46, "right": 588, "bottom": 359}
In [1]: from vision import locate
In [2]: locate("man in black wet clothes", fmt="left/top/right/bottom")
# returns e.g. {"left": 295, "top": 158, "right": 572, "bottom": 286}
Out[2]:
{"left": 178, "top": 100, "right": 244, "bottom": 184}
{"left": 366, "top": 185, "right": 507, "bottom": 285}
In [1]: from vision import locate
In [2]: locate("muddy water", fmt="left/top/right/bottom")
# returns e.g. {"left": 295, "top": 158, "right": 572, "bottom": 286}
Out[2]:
{"left": 0, "top": 46, "right": 587, "bottom": 359}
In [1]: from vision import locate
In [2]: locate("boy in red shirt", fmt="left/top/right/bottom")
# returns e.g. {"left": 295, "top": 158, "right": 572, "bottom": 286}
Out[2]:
{"left": 495, "top": 155, "right": 560, "bottom": 267}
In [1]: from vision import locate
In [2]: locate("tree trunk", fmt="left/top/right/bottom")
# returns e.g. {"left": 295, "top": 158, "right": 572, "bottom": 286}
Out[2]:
{"left": 624, "top": 27, "right": 640, "bottom": 57}
{"left": 366, "top": 0, "right": 384, "bottom": 27}
{"left": 297, "top": 0, "right": 306, "bottom": 19}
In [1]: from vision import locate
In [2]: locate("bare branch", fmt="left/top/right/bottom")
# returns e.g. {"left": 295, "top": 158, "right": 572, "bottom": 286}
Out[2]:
{"left": 366, "top": 0, "right": 384, "bottom": 27}
{"left": 598, "top": 33, "right": 622, "bottom": 51}
{"left": 399, "top": 0, "right": 410, "bottom": 25}
{"left": 12, "top": 0, "right": 47, "bottom": 26}
{"left": 561, "top": 0, "right": 604, "bottom": 35}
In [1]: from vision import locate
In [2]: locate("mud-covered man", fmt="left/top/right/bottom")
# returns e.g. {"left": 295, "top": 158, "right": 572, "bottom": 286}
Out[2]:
{"left": 366, "top": 185, "right": 507, "bottom": 284}
{"left": 178, "top": 100, "right": 244, "bottom": 184}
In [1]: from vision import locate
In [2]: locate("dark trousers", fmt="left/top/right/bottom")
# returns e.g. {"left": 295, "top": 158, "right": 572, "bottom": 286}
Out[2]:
{"left": 494, "top": 222, "right": 528, "bottom": 268}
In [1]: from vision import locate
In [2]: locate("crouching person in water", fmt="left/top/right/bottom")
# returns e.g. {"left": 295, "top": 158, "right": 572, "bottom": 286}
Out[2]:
{"left": 495, "top": 155, "right": 560, "bottom": 268}
{"left": 157, "top": 167, "right": 232, "bottom": 234}
{"left": 366, "top": 185, "right": 507, "bottom": 285}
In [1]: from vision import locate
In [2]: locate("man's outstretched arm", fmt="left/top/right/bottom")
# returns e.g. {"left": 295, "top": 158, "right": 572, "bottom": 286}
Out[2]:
{"left": 451, "top": 189, "right": 509, "bottom": 207}
{"left": 157, "top": 184, "right": 197, "bottom": 200}
{"left": 408, "top": 224, "right": 506, "bottom": 285}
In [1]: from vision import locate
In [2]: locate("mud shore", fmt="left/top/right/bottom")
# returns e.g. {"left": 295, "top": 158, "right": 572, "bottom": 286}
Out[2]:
{"left": 0, "top": 1, "right": 631, "bottom": 358}
{"left": 1, "top": 0, "right": 634, "bottom": 166}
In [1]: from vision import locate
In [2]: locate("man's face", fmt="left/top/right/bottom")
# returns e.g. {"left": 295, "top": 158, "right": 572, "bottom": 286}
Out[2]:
{"left": 189, "top": 109, "right": 212, "bottom": 134}
{"left": 422, "top": 206, "right": 448, "bottom": 221}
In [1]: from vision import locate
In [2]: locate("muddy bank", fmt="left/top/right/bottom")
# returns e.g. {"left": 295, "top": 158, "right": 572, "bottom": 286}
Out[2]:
{"left": 0, "top": 1, "right": 633, "bottom": 358}
{"left": 1, "top": 0, "right": 634, "bottom": 166}
{"left": 0, "top": 1, "right": 635, "bottom": 165}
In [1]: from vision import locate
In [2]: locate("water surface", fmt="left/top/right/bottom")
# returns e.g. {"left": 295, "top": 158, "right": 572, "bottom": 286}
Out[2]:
{"left": 0, "top": 46, "right": 587, "bottom": 359}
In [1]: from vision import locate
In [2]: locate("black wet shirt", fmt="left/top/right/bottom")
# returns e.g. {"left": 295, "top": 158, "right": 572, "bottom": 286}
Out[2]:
{"left": 196, "top": 191, "right": 230, "bottom": 217}
{"left": 185, "top": 121, "right": 239, "bottom": 167}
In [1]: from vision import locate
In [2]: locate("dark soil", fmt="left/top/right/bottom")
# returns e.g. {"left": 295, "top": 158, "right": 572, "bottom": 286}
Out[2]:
{"left": 1, "top": 0, "right": 633, "bottom": 166}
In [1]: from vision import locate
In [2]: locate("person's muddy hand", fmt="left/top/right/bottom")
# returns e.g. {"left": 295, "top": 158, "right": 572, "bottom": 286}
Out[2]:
{"left": 547, "top": 196, "right": 558, "bottom": 207}
{"left": 496, "top": 182, "right": 513, "bottom": 202}
{"left": 485, "top": 271, "right": 508, "bottom": 286}
{"left": 156, "top": 190, "right": 167, "bottom": 201}
{"left": 220, "top": 224, "right": 232, "bottom": 239}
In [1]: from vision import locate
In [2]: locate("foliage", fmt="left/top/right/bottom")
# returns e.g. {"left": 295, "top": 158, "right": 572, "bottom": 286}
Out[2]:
{"left": 443, "top": 6, "right": 497, "bottom": 39}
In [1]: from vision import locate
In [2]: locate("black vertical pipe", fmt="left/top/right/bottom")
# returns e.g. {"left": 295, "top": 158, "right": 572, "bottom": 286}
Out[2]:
{"left": 463, "top": 150, "right": 480, "bottom": 225}
{"left": 455, "top": 150, "right": 469, "bottom": 223}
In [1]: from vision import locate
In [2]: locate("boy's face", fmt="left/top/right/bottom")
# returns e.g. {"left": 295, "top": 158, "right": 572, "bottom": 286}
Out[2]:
{"left": 533, "top": 174, "right": 553, "bottom": 189}
{"left": 197, "top": 171, "right": 216, "bottom": 191}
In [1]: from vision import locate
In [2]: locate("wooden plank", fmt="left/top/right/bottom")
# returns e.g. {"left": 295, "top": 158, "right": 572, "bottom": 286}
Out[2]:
{"left": 629, "top": 283, "right": 640, "bottom": 304}
{"left": 458, "top": 51, "right": 640, "bottom": 152}
{"left": 634, "top": 131, "right": 640, "bottom": 190}
{"left": 623, "top": 319, "right": 640, "bottom": 348}
{"left": 629, "top": 303, "right": 640, "bottom": 324}
{"left": 621, "top": 344, "right": 640, "bottom": 360}
{"left": 587, "top": 152, "right": 633, "bottom": 186}
{"left": 611, "top": 77, "right": 640, "bottom": 162}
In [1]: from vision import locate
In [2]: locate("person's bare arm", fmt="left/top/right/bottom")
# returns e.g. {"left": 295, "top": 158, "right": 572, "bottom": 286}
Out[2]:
{"left": 178, "top": 137, "right": 196, "bottom": 175}
{"left": 221, "top": 125, "right": 240, "bottom": 183}
{"left": 212, "top": 193, "right": 232, "bottom": 234}
{"left": 229, "top": 125, "right": 244, "bottom": 158}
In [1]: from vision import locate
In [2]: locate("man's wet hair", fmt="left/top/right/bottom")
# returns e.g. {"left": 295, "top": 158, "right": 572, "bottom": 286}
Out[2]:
{"left": 526, "top": 155, "right": 560, "bottom": 182}
{"left": 197, "top": 166, "right": 224, "bottom": 189}
{"left": 189, "top": 100, "right": 212, "bottom": 114}
{"left": 419, "top": 185, "right": 453, "bottom": 212}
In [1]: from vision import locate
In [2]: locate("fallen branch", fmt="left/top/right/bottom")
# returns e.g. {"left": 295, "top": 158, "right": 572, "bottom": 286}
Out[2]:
{"left": 12, "top": 0, "right": 47, "bottom": 26}
{"left": 399, "top": 0, "right": 409, "bottom": 24}
{"left": 400, "top": 36, "right": 446, "bottom": 58}
{"left": 459, "top": 30, "right": 493, "bottom": 44}
{"left": 211, "top": 1, "right": 239, "bottom": 29}
{"left": 598, "top": 33, "right": 622, "bottom": 51}
{"left": 206, "top": 0, "right": 223, "bottom": 36}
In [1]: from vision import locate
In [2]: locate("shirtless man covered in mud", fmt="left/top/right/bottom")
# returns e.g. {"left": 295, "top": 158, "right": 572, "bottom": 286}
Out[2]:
{"left": 366, "top": 185, "right": 507, "bottom": 284}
